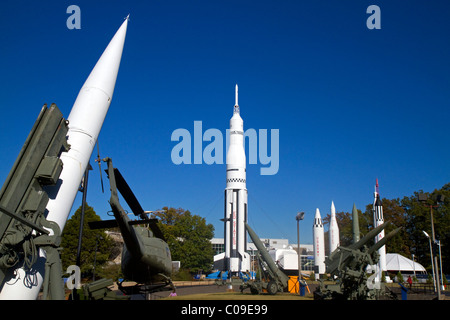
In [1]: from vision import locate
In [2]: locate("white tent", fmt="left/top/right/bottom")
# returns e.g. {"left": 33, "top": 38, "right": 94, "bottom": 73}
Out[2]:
{"left": 386, "top": 253, "right": 426, "bottom": 273}
{"left": 366, "top": 253, "right": 427, "bottom": 274}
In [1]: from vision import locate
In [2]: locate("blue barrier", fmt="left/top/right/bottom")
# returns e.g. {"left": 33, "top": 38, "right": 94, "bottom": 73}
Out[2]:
{"left": 398, "top": 283, "right": 409, "bottom": 300}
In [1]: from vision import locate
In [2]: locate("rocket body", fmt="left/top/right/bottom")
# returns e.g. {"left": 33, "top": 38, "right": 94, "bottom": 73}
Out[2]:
{"left": 329, "top": 201, "right": 340, "bottom": 255}
{"left": 47, "top": 17, "right": 128, "bottom": 231}
{"left": 352, "top": 203, "right": 360, "bottom": 244}
{"left": 223, "top": 85, "right": 250, "bottom": 275}
{"left": 313, "top": 208, "right": 325, "bottom": 280}
{"left": 373, "top": 179, "right": 386, "bottom": 277}
{"left": 0, "top": 18, "right": 128, "bottom": 299}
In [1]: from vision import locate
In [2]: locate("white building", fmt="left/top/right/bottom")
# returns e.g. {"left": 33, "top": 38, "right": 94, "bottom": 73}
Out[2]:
{"left": 211, "top": 238, "right": 314, "bottom": 274}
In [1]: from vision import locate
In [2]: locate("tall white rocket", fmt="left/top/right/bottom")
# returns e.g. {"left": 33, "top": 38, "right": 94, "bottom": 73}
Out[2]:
{"left": 223, "top": 84, "right": 251, "bottom": 275}
{"left": 373, "top": 179, "right": 387, "bottom": 278}
{"left": 313, "top": 208, "right": 325, "bottom": 280}
{"left": 329, "top": 201, "right": 340, "bottom": 254}
{"left": 0, "top": 17, "right": 128, "bottom": 300}
{"left": 46, "top": 17, "right": 128, "bottom": 230}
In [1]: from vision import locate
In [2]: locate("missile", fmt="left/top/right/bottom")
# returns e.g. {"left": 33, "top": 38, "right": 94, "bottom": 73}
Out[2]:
{"left": 313, "top": 208, "right": 325, "bottom": 280}
{"left": 352, "top": 203, "right": 360, "bottom": 244}
{"left": 373, "top": 179, "right": 386, "bottom": 271}
{"left": 328, "top": 201, "right": 340, "bottom": 255}
{"left": 0, "top": 17, "right": 128, "bottom": 300}
{"left": 47, "top": 16, "right": 128, "bottom": 230}
{"left": 221, "top": 84, "right": 250, "bottom": 275}
{"left": 349, "top": 221, "right": 389, "bottom": 251}
{"left": 326, "top": 222, "right": 392, "bottom": 274}
{"left": 373, "top": 179, "right": 387, "bottom": 282}
{"left": 368, "top": 227, "right": 401, "bottom": 255}
{"left": 245, "top": 222, "right": 289, "bottom": 287}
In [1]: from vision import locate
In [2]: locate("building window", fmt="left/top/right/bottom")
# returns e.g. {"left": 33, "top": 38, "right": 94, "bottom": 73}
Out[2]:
{"left": 212, "top": 243, "right": 225, "bottom": 255}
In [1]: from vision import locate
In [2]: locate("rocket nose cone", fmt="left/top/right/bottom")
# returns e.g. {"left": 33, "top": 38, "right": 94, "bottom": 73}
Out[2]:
{"left": 315, "top": 208, "right": 321, "bottom": 217}
{"left": 314, "top": 208, "right": 323, "bottom": 228}
{"left": 81, "top": 17, "right": 128, "bottom": 100}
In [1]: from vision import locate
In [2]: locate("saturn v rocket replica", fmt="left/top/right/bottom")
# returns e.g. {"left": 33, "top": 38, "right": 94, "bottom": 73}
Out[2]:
{"left": 215, "top": 85, "right": 251, "bottom": 276}
{"left": 0, "top": 17, "right": 128, "bottom": 299}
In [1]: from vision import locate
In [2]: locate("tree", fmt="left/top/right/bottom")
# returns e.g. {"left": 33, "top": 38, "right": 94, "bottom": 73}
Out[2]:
{"left": 401, "top": 191, "right": 431, "bottom": 270}
{"left": 154, "top": 207, "right": 215, "bottom": 273}
{"left": 60, "top": 204, "right": 114, "bottom": 278}
{"left": 401, "top": 186, "right": 450, "bottom": 274}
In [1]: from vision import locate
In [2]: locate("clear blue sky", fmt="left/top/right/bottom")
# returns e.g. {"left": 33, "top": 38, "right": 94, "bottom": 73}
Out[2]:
{"left": 1, "top": 1, "right": 449, "bottom": 245}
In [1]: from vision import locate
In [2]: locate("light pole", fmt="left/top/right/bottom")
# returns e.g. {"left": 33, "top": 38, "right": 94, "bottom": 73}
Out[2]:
{"left": 296, "top": 212, "right": 305, "bottom": 295}
{"left": 419, "top": 193, "right": 443, "bottom": 299}
{"left": 437, "top": 240, "right": 445, "bottom": 291}
{"left": 423, "top": 231, "right": 437, "bottom": 293}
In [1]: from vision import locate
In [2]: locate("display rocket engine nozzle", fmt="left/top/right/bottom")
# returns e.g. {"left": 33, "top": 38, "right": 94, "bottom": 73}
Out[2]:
{"left": 0, "top": 17, "right": 128, "bottom": 300}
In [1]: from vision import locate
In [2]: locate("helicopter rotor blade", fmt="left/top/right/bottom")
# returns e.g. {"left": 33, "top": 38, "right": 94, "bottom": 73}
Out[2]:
{"left": 106, "top": 167, "right": 145, "bottom": 219}
{"left": 104, "top": 163, "right": 165, "bottom": 239}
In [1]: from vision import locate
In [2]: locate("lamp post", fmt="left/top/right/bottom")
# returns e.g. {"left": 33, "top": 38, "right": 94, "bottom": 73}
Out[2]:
{"left": 296, "top": 212, "right": 305, "bottom": 295}
{"left": 419, "top": 193, "right": 443, "bottom": 299}
{"left": 423, "top": 231, "right": 437, "bottom": 293}
{"left": 437, "top": 240, "right": 445, "bottom": 291}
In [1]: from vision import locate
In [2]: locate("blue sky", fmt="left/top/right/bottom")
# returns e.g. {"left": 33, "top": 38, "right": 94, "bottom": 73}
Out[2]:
{"left": 1, "top": 1, "right": 450, "bottom": 245}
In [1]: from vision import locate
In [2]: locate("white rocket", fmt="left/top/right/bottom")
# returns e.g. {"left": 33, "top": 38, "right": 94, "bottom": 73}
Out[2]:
{"left": 328, "top": 201, "right": 340, "bottom": 254}
{"left": 373, "top": 179, "right": 387, "bottom": 280}
{"left": 223, "top": 84, "right": 250, "bottom": 275}
{"left": 0, "top": 17, "right": 128, "bottom": 300}
{"left": 313, "top": 208, "right": 325, "bottom": 280}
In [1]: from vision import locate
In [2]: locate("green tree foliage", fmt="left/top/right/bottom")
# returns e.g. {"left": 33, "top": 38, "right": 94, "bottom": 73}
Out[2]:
{"left": 154, "top": 207, "right": 215, "bottom": 273}
{"left": 401, "top": 185, "right": 450, "bottom": 274}
{"left": 60, "top": 204, "right": 114, "bottom": 277}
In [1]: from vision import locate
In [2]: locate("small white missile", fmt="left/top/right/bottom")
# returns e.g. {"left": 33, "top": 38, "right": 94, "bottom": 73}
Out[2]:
{"left": 0, "top": 17, "right": 128, "bottom": 300}
{"left": 329, "top": 201, "right": 340, "bottom": 254}
{"left": 373, "top": 179, "right": 387, "bottom": 276}
{"left": 313, "top": 208, "right": 325, "bottom": 280}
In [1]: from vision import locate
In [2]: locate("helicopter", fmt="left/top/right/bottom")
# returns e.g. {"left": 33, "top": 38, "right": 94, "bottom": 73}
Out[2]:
{"left": 88, "top": 157, "right": 175, "bottom": 296}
